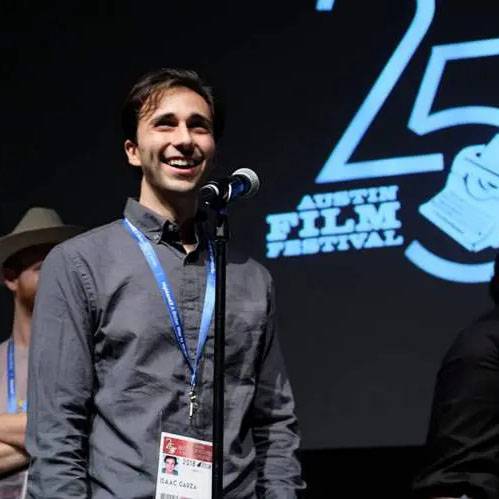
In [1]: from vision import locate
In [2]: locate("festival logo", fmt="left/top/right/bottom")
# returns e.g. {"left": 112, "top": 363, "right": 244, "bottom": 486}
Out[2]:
{"left": 265, "top": 0, "right": 499, "bottom": 283}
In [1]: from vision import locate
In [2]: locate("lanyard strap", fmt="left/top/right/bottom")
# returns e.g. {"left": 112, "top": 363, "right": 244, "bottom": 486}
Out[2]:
{"left": 122, "top": 218, "right": 216, "bottom": 388}
{"left": 7, "top": 339, "right": 20, "bottom": 413}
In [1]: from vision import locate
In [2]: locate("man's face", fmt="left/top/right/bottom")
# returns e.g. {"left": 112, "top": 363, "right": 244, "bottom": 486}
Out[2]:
{"left": 125, "top": 86, "right": 216, "bottom": 201}
{"left": 165, "top": 457, "right": 176, "bottom": 474}
{"left": 3, "top": 244, "right": 53, "bottom": 312}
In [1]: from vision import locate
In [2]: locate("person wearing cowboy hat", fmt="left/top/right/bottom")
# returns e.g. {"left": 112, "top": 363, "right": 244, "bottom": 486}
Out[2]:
{"left": 0, "top": 207, "right": 82, "bottom": 498}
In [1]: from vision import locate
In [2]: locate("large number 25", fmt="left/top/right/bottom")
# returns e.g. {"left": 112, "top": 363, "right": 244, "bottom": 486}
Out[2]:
{"left": 315, "top": 0, "right": 499, "bottom": 184}
{"left": 316, "top": 0, "right": 499, "bottom": 283}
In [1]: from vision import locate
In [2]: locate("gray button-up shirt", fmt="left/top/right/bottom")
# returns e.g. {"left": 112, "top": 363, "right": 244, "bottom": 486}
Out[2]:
{"left": 26, "top": 199, "right": 303, "bottom": 498}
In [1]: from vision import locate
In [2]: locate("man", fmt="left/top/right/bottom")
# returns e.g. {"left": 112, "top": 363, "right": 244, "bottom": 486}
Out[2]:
{"left": 162, "top": 456, "right": 178, "bottom": 476}
{"left": 0, "top": 207, "right": 82, "bottom": 499}
{"left": 26, "top": 68, "right": 304, "bottom": 498}
{"left": 412, "top": 255, "right": 499, "bottom": 499}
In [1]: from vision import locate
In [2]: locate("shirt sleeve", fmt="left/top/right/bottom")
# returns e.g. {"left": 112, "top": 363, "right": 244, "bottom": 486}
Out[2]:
{"left": 251, "top": 278, "right": 306, "bottom": 499}
{"left": 26, "top": 245, "right": 95, "bottom": 498}
{"left": 412, "top": 320, "right": 499, "bottom": 499}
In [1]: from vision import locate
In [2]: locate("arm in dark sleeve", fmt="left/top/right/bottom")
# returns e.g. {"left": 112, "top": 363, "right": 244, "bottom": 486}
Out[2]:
{"left": 413, "top": 319, "right": 499, "bottom": 499}
{"left": 26, "top": 245, "right": 95, "bottom": 498}
{"left": 252, "top": 279, "right": 305, "bottom": 499}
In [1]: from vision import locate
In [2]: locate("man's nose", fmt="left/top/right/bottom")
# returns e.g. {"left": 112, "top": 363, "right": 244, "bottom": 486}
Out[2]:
{"left": 172, "top": 123, "right": 194, "bottom": 150}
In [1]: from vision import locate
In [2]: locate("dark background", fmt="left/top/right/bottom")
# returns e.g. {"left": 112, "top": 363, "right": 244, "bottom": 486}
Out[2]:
{"left": 1, "top": 0, "right": 498, "bottom": 496}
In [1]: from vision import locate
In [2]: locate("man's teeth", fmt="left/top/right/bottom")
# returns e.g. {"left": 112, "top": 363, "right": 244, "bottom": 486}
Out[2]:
{"left": 166, "top": 158, "right": 199, "bottom": 168}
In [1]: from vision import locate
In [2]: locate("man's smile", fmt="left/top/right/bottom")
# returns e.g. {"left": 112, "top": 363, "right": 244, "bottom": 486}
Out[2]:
{"left": 162, "top": 156, "right": 203, "bottom": 169}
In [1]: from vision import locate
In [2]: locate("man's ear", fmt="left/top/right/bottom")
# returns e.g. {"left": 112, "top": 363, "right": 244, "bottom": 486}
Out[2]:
{"left": 3, "top": 268, "right": 18, "bottom": 293}
{"left": 124, "top": 139, "right": 142, "bottom": 167}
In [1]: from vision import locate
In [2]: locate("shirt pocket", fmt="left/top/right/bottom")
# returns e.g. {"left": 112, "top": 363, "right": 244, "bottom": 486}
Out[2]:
{"left": 224, "top": 302, "right": 266, "bottom": 384}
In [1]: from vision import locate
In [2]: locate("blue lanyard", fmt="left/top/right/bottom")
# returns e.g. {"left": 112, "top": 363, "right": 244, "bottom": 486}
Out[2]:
{"left": 122, "top": 218, "right": 216, "bottom": 389}
{"left": 7, "top": 339, "right": 25, "bottom": 414}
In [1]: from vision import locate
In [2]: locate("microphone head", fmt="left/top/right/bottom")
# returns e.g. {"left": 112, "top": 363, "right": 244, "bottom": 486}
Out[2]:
{"left": 232, "top": 168, "right": 260, "bottom": 199}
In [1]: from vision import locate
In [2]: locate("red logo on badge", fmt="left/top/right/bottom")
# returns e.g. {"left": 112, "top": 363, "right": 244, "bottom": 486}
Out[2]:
{"left": 163, "top": 438, "right": 177, "bottom": 455}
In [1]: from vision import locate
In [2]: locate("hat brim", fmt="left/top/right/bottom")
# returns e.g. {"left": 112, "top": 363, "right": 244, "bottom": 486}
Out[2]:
{"left": 0, "top": 225, "right": 84, "bottom": 270}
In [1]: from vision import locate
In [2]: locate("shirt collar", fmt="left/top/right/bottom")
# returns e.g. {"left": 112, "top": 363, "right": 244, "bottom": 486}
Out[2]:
{"left": 123, "top": 198, "right": 206, "bottom": 248}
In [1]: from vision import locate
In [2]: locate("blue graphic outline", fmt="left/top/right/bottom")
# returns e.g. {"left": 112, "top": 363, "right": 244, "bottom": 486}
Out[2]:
{"left": 316, "top": 0, "right": 442, "bottom": 183}
{"left": 313, "top": 1, "right": 499, "bottom": 283}
{"left": 405, "top": 241, "right": 494, "bottom": 283}
{"left": 316, "top": 0, "right": 335, "bottom": 11}
{"left": 409, "top": 38, "right": 499, "bottom": 134}
{"left": 405, "top": 38, "right": 499, "bottom": 283}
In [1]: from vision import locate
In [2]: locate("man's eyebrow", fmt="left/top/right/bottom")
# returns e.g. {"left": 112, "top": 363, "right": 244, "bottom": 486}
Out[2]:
{"left": 151, "top": 112, "right": 213, "bottom": 125}
{"left": 151, "top": 112, "right": 176, "bottom": 125}
{"left": 188, "top": 113, "right": 213, "bottom": 126}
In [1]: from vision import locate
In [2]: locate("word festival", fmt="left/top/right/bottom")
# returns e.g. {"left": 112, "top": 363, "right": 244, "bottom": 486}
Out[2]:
{"left": 265, "top": 185, "right": 404, "bottom": 258}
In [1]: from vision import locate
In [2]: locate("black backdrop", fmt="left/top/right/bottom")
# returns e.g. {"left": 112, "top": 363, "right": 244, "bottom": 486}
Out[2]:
{"left": 1, "top": 0, "right": 498, "bottom": 454}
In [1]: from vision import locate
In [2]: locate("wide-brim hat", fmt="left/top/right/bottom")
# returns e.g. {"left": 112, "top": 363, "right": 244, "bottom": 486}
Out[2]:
{"left": 0, "top": 207, "right": 84, "bottom": 271}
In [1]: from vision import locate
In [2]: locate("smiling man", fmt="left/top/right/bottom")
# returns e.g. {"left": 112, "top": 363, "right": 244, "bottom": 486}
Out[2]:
{"left": 25, "top": 68, "right": 304, "bottom": 498}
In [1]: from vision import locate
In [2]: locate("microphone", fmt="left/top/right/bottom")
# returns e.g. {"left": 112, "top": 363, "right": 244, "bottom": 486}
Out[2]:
{"left": 199, "top": 168, "right": 260, "bottom": 208}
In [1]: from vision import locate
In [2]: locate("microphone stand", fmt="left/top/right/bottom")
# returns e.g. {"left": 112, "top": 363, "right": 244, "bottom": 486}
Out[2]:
{"left": 199, "top": 170, "right": 259, "bottom": 498}
{"left": 210, "top": 205, "right": 229, "bottom": 499}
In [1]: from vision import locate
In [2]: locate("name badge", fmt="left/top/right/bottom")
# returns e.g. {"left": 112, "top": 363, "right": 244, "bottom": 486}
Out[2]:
{"left": 155, "top": 432, "right": 212, "bottom": 499}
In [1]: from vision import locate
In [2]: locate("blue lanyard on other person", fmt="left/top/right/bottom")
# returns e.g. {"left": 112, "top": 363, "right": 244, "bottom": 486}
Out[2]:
{"left": 7, "top": 339, "right": 26, "bottom": 414}
{"left": 122, "top": 218, "right": 216, "bottom": 390}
